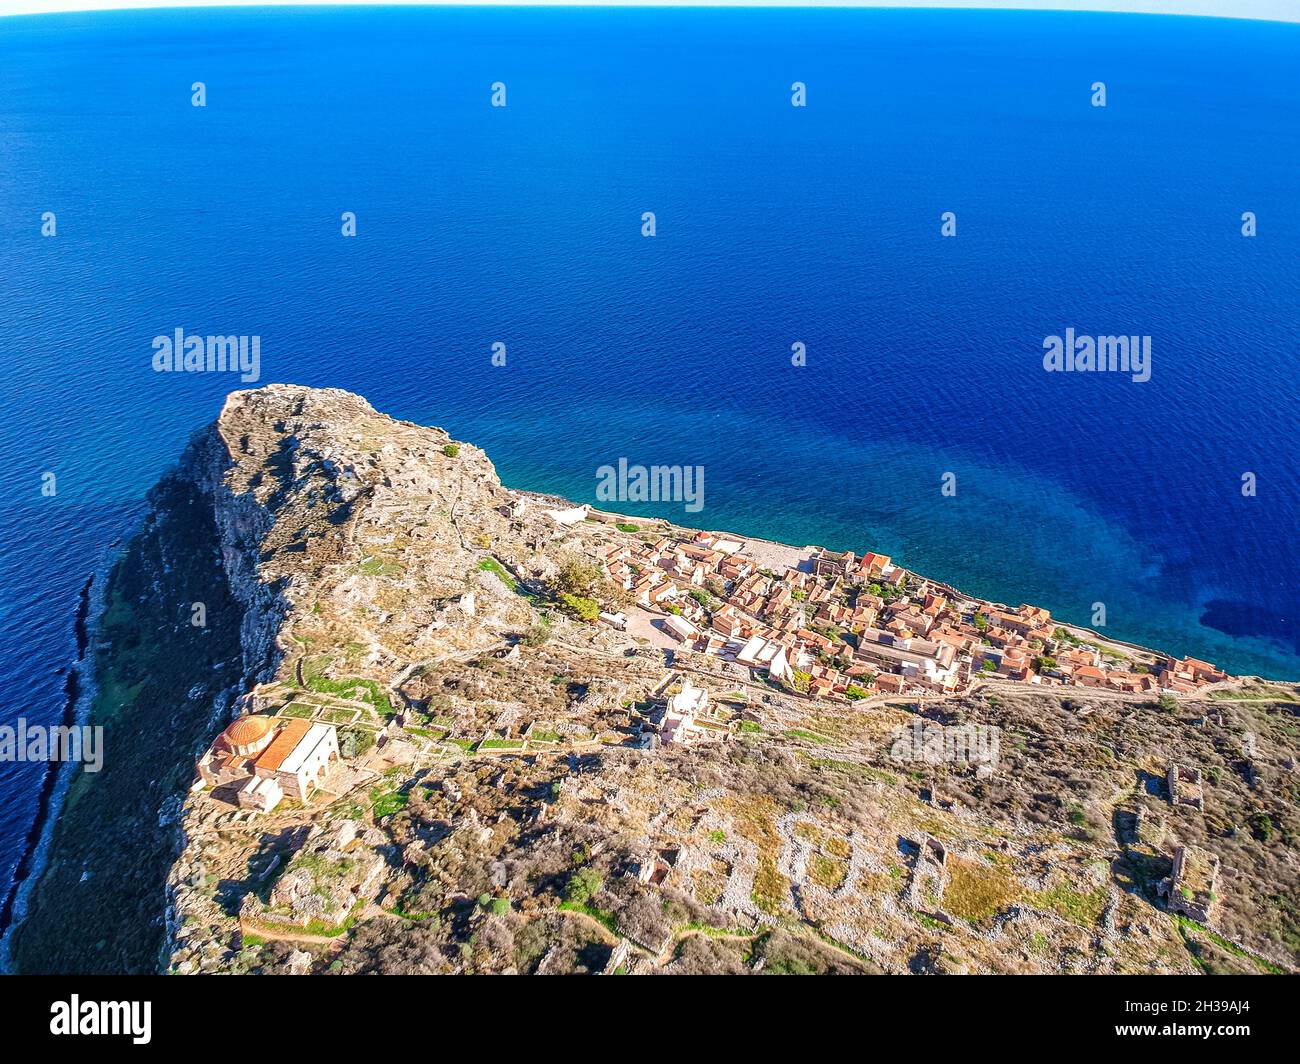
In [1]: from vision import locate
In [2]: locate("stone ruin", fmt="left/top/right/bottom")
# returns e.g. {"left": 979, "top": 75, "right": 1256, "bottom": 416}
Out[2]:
{"left": 1159, "top": 844, "right": 1220, "bottom": 924}
{"left": 1168, "top": 763, "right": 1205, "bottom": 810}
{"left": 903, "top": 833, "right": 950, "bottom": 917}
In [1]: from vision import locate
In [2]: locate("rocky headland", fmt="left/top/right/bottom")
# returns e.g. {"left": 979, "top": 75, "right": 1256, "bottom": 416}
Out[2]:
{"left": 11, "top": 385, "right": 1299, "bottom": 976}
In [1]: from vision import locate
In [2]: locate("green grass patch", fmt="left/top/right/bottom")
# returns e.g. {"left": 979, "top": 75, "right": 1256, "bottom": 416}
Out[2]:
{"left": 1032, "top": 883, "right": 1110, "bottom": 927}
{"left": 370, "top": 788, "right": 410, "bottom": 819}
{"left": 783, "top": 728, "right": 832, "bottom": 745}
{"left": 1174, "top": 916, "right": 1284, "bottom": 975}
{"left": 477, "top": 556, "right": 519, "bottom": 592}
{"left": 304, "top": 674, "right": 395, "bottom": 717}
{"left": 356, "top": 556, "right": 403, "bottom": 578}
{"left": 808, "top": 756, "right": 898, "bottom": 787}
{"left": 1210, "top": 684, "right": 1298, "bottom": 703}
{"left": 559, "top": 901, "right": 617, "bottom": 934}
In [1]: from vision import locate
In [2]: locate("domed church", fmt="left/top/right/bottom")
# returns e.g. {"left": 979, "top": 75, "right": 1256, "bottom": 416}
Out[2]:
{"left": 197, "top": 711, "right": 340, "bottom": 813}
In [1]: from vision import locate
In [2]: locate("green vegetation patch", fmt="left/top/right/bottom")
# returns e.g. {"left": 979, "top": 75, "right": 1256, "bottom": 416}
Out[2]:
{"left": 1210, "top": 683, "right": 1298, "bottom": 703}
{"left": 783, "top": 728, "right": 832, "bottom": 745}
{"left": 1032, "top": 882, "right": 1110, "bottom": 927}
{"left": 304, "top": 673, "right": 395, "bottom": 717}
{"left": 944, "top": 858, "right": 1019, "bottom": 928}
{"left": 356, "top": 556, "right": 403, "bottom": 578}
{"left": 477, "top": 556, "right": 518, "bottom": 592}
{"left": 370, "top": 786, "right": 410, "bottom": 819}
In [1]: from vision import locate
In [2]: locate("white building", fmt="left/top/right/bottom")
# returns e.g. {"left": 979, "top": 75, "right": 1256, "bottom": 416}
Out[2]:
{"left": 662, "top": 614, "right": 698, "bottom": 642}
{"left": 659, "top": 681, "right": 733, "bottom": 745}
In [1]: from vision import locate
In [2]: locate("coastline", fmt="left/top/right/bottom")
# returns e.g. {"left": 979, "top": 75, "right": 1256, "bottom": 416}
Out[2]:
{"left": 581, "top": 504, "right": 1296, "bottom": 685}
{"left": 5, "top": 405, "right": 1292, "bottom": 969}
{"left": 0, "top": 551, "right": 113, "bottom": 972}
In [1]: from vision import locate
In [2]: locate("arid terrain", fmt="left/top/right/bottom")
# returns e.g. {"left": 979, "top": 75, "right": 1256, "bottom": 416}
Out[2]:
{"left": 12, "top": 385, "right": 1298, "bottom": 976}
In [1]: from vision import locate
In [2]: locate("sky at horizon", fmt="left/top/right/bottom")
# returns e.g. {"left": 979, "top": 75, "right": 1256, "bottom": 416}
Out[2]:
{"left": 1, "top": 1, "right": 1298, "bottom": 27}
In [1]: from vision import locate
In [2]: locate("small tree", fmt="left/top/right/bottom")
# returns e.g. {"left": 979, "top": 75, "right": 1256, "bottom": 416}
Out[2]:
{"left": 564, "top": 866, "right": 604, "bottom": 906}
{"left": 555, "top": 556, "right": 601, "bottom": 598}
{"left": 689, "top": 588, "right": 715, "bottom": 609}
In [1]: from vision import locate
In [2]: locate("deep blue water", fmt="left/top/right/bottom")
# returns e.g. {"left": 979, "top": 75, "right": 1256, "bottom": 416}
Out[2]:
{"left": 1, "top": 6, "right": 1297, "bottom": 925}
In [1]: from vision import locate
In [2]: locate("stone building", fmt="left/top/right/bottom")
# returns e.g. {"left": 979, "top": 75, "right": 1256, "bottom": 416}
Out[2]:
{"left": 197, "top": 714, "right": 340, "bottom": 813}
{"left": 659, "top": 681, "right": 735, "bottom": 744}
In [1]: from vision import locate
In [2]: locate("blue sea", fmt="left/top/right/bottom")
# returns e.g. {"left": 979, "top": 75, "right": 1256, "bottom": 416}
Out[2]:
{"left": 0, "top": 6, "right": 1297, "bottom": 928}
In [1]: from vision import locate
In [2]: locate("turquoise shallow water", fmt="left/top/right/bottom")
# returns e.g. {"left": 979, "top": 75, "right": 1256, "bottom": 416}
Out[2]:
{"left": 0, "top": 5, "right": 1297, "bottom": 929}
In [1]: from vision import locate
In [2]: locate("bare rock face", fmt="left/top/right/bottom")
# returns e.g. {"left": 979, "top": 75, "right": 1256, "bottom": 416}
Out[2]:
{"left": 190, "top": 384, "right": 520, "bottom": 684}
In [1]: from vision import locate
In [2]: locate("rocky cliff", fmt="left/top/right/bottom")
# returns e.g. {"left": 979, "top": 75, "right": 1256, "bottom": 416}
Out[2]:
{"left": 16, "top": 386, "right": 1300, "bottom": 975}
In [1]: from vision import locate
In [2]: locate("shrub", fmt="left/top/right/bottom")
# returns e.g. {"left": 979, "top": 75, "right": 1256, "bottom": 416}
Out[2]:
{"left": 564, "top": 867, "right": 604, "bottom": 906}
{"left": 442, "top": 443, "right": 460, "bottom": 458}
{"left": 340, "top": 727, "right": 376, "bottom": 758}
{"left": 1249, "top": 812, "right": 1274, "bottom": 843}
{"left": 557, "top": 593, "right": 599, "bottom": 622}
{"left": 522, "top": 617, "right": 553, "bottom": 646}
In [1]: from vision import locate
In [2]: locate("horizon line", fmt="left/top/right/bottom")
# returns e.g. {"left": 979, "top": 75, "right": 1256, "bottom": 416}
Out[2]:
{"left": 2, "top": 2, "right": 1298, "bottom": 28}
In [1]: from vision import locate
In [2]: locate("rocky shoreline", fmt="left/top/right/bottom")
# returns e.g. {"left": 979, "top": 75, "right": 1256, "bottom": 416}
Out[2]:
{"left": 0, "top": 567, "right": 105, "bottom": 970}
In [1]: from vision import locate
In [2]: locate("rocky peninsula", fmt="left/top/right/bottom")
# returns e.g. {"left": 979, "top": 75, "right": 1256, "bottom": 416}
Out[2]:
{"left": 10, "top": 385, "right": 1299, "bottom": 975}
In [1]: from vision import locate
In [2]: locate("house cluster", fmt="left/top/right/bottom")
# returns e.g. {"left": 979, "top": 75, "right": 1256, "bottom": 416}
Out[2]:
{"left": 600, "top": 532, "right": 1230, "bottom": 701}
{"left": 197, "top": 711, "right": 341, "bottom": 813}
